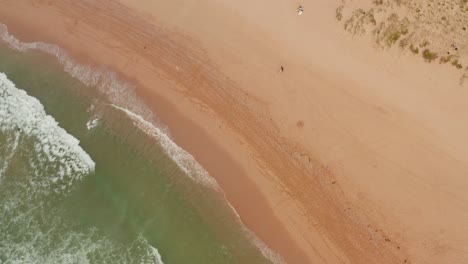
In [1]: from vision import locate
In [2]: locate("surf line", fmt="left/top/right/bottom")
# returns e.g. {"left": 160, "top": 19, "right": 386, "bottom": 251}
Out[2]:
{"left": 111, "top": 104, "right": 285, "bottom": 264}
{"left": 0, "top": 23, "right": 284, "bottom": 263}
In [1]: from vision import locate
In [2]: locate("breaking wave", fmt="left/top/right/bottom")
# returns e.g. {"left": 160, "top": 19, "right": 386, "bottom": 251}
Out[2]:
{"left": 111, "top": 104, "right": 220, "bottom": 190}
{"left": 112, "top": 105, "right": 284, "bottom": 264}
{"left": 0, "top": 72, "right": 94, "bottom": 193}
{"left": 0, "top": 23, "right": 155, "bottom": 126}
{"left": 0, "top": 23, "right": 282, "bottom": 264}
{"left": 0, "top": 72, "right": 164, "bottom": 264}
{"left": 0, "top": 129, "right": 19, "bottom": 178}
{"left": 0, "top": 22, "right": 220, "bottom": 190}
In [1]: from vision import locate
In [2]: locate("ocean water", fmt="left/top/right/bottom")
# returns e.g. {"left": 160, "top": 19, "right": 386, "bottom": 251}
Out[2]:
{"left": 0, "top": 27, "right": 280, "bottom": 264}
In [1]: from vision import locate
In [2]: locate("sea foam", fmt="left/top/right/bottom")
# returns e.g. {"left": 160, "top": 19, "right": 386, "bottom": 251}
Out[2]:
{"left": 0, "top": 130, "right": 20, "bottom": 177}
{"left": 0, "top": 212, "right": 165, "bottom": 264}
{"left": 0, "top": 72, "right": 164, "bottom": 263}
{"left": 0, "top": 22, "right": 222, "bottom": 191}
{"left": 113, "top": 105, "right": 284, "bottom": 264}
{"left": 108, "top": 104, "right": 283, "bottom": 263}
{"left": 0, "top": 73, "right": 94, "bottom": 192}
{"left": 0, "top": 23, "right": 283, "bottom": 264}
{"left": 0, "top": 23, "right": 157, "bottom": 129}
{"left": 112, "top": 104, "right": 220, "bottom": 190}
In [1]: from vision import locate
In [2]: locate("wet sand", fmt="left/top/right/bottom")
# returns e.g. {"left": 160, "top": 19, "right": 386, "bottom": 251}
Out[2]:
{"left": 1, "top": 0, "right": 468, "bottom": 263}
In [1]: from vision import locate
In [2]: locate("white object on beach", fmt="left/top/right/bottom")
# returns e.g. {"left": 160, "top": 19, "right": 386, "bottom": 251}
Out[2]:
{"left": 86, "top": 118, "right": 99, "bottom": 130}
{"left": 298, "top": 6, "right": 304, "bottom": 15}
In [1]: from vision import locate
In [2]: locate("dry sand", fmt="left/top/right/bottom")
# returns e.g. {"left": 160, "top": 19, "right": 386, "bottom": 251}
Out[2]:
{"left": 1, "top": 0, "right": 468, "bottom": 263}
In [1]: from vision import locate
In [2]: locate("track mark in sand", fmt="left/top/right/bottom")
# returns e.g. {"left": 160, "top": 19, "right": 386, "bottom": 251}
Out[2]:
{"left": 365, "top": 223, "right": 410, "bottom": 260}
{"left": 296, "top": 120, "right": 304, "bottom": 129}
{"left": 15, "top": 0, "right": 411, "bottom": 262}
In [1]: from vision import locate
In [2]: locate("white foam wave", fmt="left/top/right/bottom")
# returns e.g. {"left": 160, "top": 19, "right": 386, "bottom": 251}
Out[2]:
{"left": 0, "top": 23, "right": 158, "bottom": 128}
{"left": 148, "top": 245, "right": 165, "bottom": 264}
{"left": 0, "top": 72, "right": 95, "bottom": 192}
{"left": 86, "top": 118, "right": 99, "bottom": 130}
{"left": 0, "top": 23, "right": 282, "bottom": 263}
{"left": 113, "top": 105, "right": 284, "bottom": 264}
{"left": 0, "top": 131, "right": 20, "bottom": 179}
{"left": 0, "top": 219, "right": 165, "bottom": 264}
{"left": 0, "top": 22, "right": 223, "bottom": 190}
{"left": 224, "top": 197, "right": 286, "bottom": 264}
{"left": 111, "top": 104, "right": 220, "bottom": 190}
{"left": 245, "top": 228, "right": 286, "bottom": 264}
{"left": 138, "top": 239, "right": 165, "bottom": 264}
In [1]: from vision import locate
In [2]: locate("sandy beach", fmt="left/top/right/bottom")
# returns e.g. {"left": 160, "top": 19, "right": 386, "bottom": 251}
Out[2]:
{"left": 1, "top": 0, "right": 468, "bottom": 263}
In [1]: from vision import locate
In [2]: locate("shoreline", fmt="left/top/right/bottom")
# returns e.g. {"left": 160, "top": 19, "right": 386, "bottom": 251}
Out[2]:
{"left": 2, "top": 0, "right": 468, "bottom": 263}
{"left": 0, "top": 2, "right": 409, "bottom": 263}
{"left": 0, "top": 5, "right": 314, "bottom": 264}
{"left": 0, "top": 25, "right": 292, "bottom": 262}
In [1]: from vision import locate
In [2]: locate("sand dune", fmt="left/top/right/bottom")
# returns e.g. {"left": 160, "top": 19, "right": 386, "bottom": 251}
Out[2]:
{"left": 1, "top": 0, "right": 468, "bottom": 263}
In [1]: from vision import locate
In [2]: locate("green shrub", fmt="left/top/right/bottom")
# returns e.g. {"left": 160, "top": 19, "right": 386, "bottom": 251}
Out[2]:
{"left": 409, "top": 44, "right": 419, "bottom": 54}
{"left": 452, "top": 59, "right": 463, "bottom": 69}
{"left": 439, "top": 55, "right": 453, "bottom": 64}
{"left": 422, "top": 49, "right": 438, "bottom": 62}
{"left": 386, "top": 31, "right": 401, "bottom": 46}
{"left": 419, "top": 40, "right": 430, "bottom": 48}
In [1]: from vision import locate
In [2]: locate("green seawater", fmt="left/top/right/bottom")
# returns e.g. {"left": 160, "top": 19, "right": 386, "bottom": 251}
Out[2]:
{"left": 0, "top": 45, "right": 273, "bottom": 264}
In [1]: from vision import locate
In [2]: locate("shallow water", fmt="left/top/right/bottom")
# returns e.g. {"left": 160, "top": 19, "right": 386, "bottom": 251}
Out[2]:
{"left": 0, "top": 41, "right": 276, "bottom": 263}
